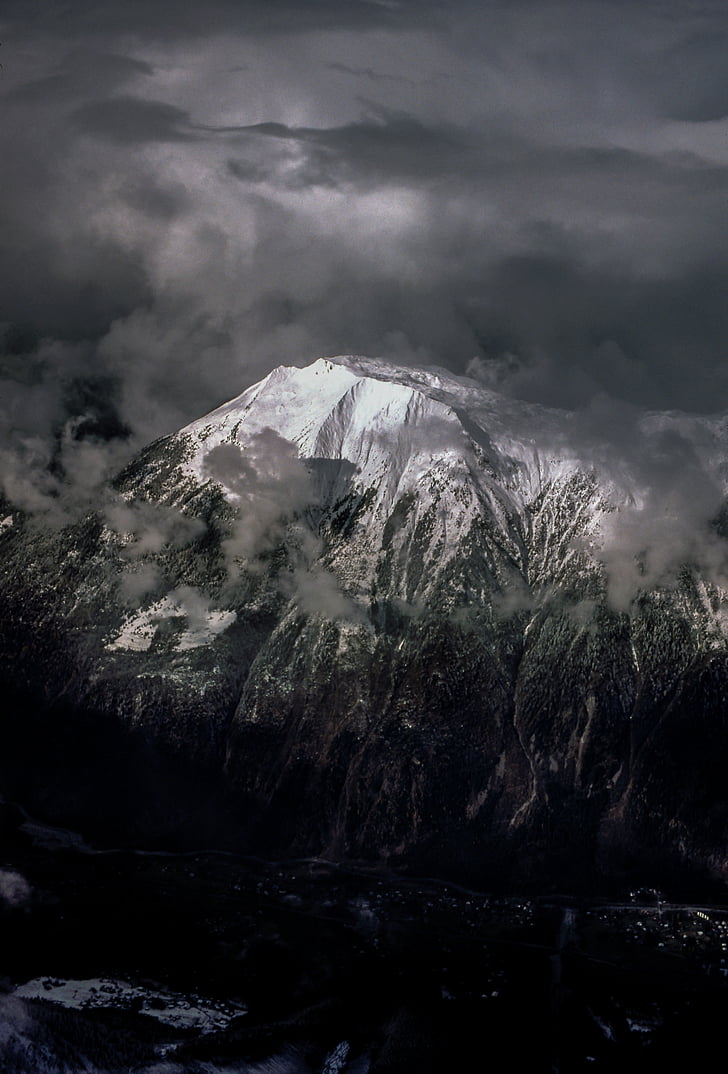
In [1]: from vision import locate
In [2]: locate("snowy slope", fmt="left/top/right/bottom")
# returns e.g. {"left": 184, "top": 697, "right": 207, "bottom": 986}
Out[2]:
{"left": 181, "top": 355, "right": 580, "bottom": 505}
{"left": 172, "top": 357, "right": 608, "bottom": 605}
{"left": 180, "top": 355, "right": 728, "bottom": 533}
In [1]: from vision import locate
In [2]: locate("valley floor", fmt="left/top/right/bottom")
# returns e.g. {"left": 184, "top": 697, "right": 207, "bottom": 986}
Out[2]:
{"left": 1, "top": 807, "right": 727, "bottom": 1073}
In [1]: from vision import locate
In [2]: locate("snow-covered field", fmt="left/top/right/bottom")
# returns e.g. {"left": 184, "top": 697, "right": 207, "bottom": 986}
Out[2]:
{"left": 14, "top": 976, "right": 246, "bottom": 1034}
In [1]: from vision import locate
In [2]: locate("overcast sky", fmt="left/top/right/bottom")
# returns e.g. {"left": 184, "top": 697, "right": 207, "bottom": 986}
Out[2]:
{"left": 2, "top": 0, "right": 728, "bottom": 504}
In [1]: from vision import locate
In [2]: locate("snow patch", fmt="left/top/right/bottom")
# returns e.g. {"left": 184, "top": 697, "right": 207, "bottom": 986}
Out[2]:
{"left": 106, "top": 591, "right": 236, "bottom": 652}
{"left": 14, "top": 976, "right": 246, "bottom": 1033}
{"left": 626, "top": 1018, "right": 656, "bottom": 1034}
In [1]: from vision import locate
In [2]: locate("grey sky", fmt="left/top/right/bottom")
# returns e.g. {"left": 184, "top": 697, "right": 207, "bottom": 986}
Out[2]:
{"left": 1, "top": 0, "right": 728, "bottom": 513}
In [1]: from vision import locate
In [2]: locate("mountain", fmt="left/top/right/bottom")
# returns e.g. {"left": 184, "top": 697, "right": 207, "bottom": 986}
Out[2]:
{"left": 2, "top": 355, "right": 728, "bottom": 893}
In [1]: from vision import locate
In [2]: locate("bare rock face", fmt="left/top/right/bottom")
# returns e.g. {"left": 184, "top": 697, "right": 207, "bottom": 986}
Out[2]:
{"left": 2, "top": 355, "right": 728, "bottom": 890}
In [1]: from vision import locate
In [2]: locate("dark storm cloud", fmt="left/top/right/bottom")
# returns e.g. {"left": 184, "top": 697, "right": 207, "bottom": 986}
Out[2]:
{"left": 645, "top": 30, "right": 728, "bottom": 122}
{"left": 461, "top": 251, "right": 728, "bottom": 412}
{"left": 72, "top": 96, "right": 195, "bottom": 143}
{"left": 223, "top": 108, "right": 728, "bottom": 194}
{"left": 0, "top": 0, "right": 427, "bottom": 39}
{"left": 0, "top": 49, "right": 155, "bottom": 343}
{"left": 223, "top": 108, "right": 467, "bottom": 187}
{"left": 7, "top": 50, "right": 154, "bottom": 104}
{"left": 326, "top": 62, "right": 415, "bottom": 85}
{"left": 223, "top": 102, "right": 728, "bottom": 411}
{"left": 118, "top": 178, "right": 191, "bottom": 221}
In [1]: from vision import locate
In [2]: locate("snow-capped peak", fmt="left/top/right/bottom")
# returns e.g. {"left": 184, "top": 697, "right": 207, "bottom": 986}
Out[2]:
{"left": 179, "top": 355, "right": 578, "bottom": 507}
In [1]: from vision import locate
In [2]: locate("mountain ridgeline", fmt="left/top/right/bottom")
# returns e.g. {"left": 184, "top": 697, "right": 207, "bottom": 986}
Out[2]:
{"left": 2, "top": 355, "right": 728, "bottom": 893}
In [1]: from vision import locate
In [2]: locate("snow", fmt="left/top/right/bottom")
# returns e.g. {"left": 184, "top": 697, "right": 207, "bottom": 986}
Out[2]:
{"left": 106, "top": 593, "right": 236, "bottom": 652}
{"left": 626, "top": 1018, "right": 656, "bottom": 1034}
{"left": 175, "top": 354, "right": 592, "bottom": 587}
{"left": 14, "top": 976, "right": 246, "bottom": 1033}
{"left": 177, "top": 607, "right": 237, "bottom": 650}
{"left": 179, "top": 355, "right": 575, "bottom": 502}
{"left": 181, "top": 358, "right": 361, "bottom": 480}
{"left": 107, "top": 609, "right": 157, "bottom": 652}
{"left": 593, "top": 1013, "right": 615, "bottom": 1040}
{"left": 196, "top": 357, "right": 593, "bottom": 603}
{"left": 0, "top": 514, "right": 13, "bottom": 532}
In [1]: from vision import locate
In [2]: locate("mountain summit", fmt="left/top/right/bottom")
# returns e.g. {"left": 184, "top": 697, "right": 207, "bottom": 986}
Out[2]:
{"left": 2, "top": 356, "right": 728, "bottom": 891}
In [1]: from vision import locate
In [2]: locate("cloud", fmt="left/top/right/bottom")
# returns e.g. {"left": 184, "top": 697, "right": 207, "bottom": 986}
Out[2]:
{"left": 105, "top": 500, "right": 206, "bottom": 556}
{"left": 0, "top": 400, "right": 136, "bottom": 528}
{"left": 643, "top": 30, "right": 728, "bottom": 122}
{"left": 2, "top": 24, "right": 725, "bottom": 419}
{"left": 597, "top": 438, "right": 728, "bottom": 611}
{"left": 561, "top": 395, "right": 728, "bottom": 609}
{"left": 289, "top": 564, "right": 365, "bottom": 622}
{"left": 202, "top": 430, "right": 318, "bottom": 570}
{"left": 72, "top": 96, "right": 196, "bottom": 143}
{"left": 118, "top": 561, "right": 163, "bottom": 605}
{"left": 0, "top": 868, "right": 31, "bottom": 908}
{"left": 0, "top": 0, "right": 428, "bottom": 45}
{"left": 163, "top": 585, "right": 223, "bottom": 635}
{"left": 7, "top": 48, "right": 154, "bottom": 104}
{"left": 223, "top": 107, "right": 469, "bottom": 190}
{"left": 202, "top": 431, "right": 368, "bottom": 620}
{"left": 326, "top": 61, "right": 415, "bottom": 85}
